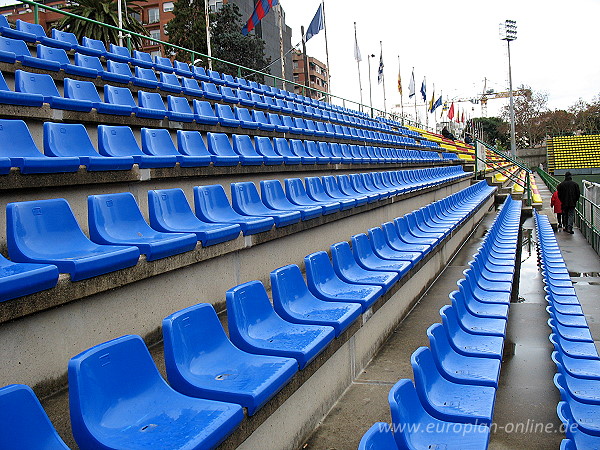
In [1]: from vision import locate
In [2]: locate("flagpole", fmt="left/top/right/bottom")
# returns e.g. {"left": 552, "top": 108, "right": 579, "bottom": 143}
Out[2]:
{"left": 276, "top": 4, "right": 286, "bottom": 91}
{"left": 204, "top": 0, "right": 212, "bottom": 70}
{"left": 322, "top": 1, "right": 331, "bottom": 100}
{"left": 380, "top": 41, "right": 387, "bottom": 115}
{"left": 413, "top": 68, "right": 417, "bottom": 125}
{"left": 354, "top": 22, "right": 363, "bottom": 111}
{"left": 398, "top": 55, "right": 404, "bottom": 125}
{"left": 424, "top": 77, "right": 428, "bottom": 129}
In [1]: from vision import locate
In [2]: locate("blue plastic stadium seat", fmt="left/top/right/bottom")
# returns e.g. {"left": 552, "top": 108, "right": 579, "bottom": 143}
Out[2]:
{"left": 254, "top": 136, "right": 284, "bottom": 165}
{"left": 0, "top": 70, "right": 43, "bottom": 106}
{"left": 155, "top": 55, "right": 175, "bottom": 72}
{"left": 305, "top": 176, "right": 355, "bottom": 210}
{"left": 0, "top": 36, "right": 60, "bottom": 70}
{"left": 0, "top": 119, "right": 80, "bottom": 174}
{"left": 427, "top": 323, "right": 501, "bottom": 388}
{"left": 63, "top": 78, "right": 131, "bottom": 115}
{"left": 49, "top": 29, "right": 88, "bottom": 55}
{"left": 175, "top": 130, "right": 214, "bottom": 165}
{"left": 231, "top": 134, "right": 264, "bottom": 165}
{"left": 388, "top": 379, "right": 490, "bottom": 450}
{"left": 106, "top": 60, "right": 134, "bottom": 82}
{"left": 285, "top": 178, "right": 340, "bottom": 214}
{"left": 81, "top": 36, "right": 108, "bottom": 58}
{"left": 358, "top": 422, "right": 398, "bottom": 450}
{"left": 98, "top": 125, "right": 177, "bottom": 168}
{"left": 350, "top": 233, "right": 412, "bottom": 277}
{"left": 219, "top": 85, "right": 239, "bottom": 104}
{"left": 231, "top": 181, "right": 301, "bottom": 227}
{"left": 69, "top": 334, "right": 244, "bottom": 450}
{"left": 271, "top": 264, "right": 362, "bottom": 336}
{"left": 206, "top": 132, "right": 240, "bottom": 166}
{"left": 163, "top": 303, "right": 297, "bottom": 415}
{"left": 252, "top": 110, "right": 276, "bottom": 131}
{"left": 367, "top": 227, "right": 423, "bottom": 266}
{"left": 133, "top": 66, "right": 159, "bottom": 89}
{"left": 330, "top": 241, "right": 399, "bottom": 291}
{"left": 44, "top": 122, "right": 135, "bottom": 171}
{"left": 0, "top": 253, "right": 59, "bottom": 302}
{"left": 411, "top": 346, "right": 495, "bottom": 425}
{"left": 289, "top": 139, "right": 317, "bottom": 164}
{"left": 174, "top": 60, "right": 193, "bottom": 77}
{"left": 159, "top": 72, "right": 182, "bottom": 93}
{"left": 181, "top": 77, "right": 204, "bottom": 96}
{"left": 226, "top": 280, "right": 335, "bottom": 369}
{"left": 193, "top": 99, "right": 220, "bottom": 125}
{"left": 73, "top": 53, "right": 126, "bottom": 84}
{"left": 148, "top": 188, "right": 240, "bottom": 246}
{"left": 7, "top": 199, "right": 140, "bottom": 281}
{"left": 88, "top": 192, "right": 197, "bottom": 261}
{"left": 273, "top": 138, "right": 301, "bottom": 164}
{"left": 36, "top": 44, "right": 98, "bottom": 78}
{"left": 0, "top": 15, "right": 36, "bottom": 42}
{"left": 141, "top": 128, "right": 208, "bottom": 167}
{"left": 137, "top": 91, "right": 168, "bottom": 119}
{"left": 214, "top": 103, "right": 240, "bottom": 127}
{"left": 108, "top": 43, "right": 133, "bottom": 63}
{"left": 322, "top": 175, "right": 368, "bottom": 206}
{"left": 104, "top": 84, "right": 166, "bottom": 120}
{"left": 234, "top": 106, "right": 259, "bottom": 129}
{"left": 201, "top": 81, "right": 222, "bottom": 100}
{"left": 132, "top": 50, "right": 154, "bottom": 69}
{"left": 192, "top": 65, "right": 210, "bottom": 81}
{"left": 167, "top": 95, "right": 195, "bottom": 122}
{"left": 15, "top": 70, "right": 92, "bottom": 111}
{"left": 194, "top": 184, "right": 274, "bottom": 235}
{"left": 260, "top": 179, "right": 322, "bottom": 221}
{"left": 304, "top": 251, "right": 383, "bottom": 311}
{"left": 0, "top": 384, "right": 70, "bottom": 449}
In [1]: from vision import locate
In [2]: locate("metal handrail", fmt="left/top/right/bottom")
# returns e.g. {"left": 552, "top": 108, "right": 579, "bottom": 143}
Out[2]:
{"left": 19, "top": 0, "right": 421, "bottom": 127}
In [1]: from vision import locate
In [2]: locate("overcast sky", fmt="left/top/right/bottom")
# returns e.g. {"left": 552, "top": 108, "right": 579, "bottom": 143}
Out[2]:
{"left": 279, "top": 0, "right": 600, "bottom": 121}
{"left": 2, "top": 0, "right": 598, "bottom": 122}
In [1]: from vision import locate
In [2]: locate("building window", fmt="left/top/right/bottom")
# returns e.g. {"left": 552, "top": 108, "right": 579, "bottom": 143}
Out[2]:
{"left": 148, "top": 7, "right": 160, "bottom": 24}
{"left": 292, "top": 61, "right": 298, "bottom": 69}
{"left": 293, "top": 75, "right": 299, "bottom": 82}
{"left": 129, "top": 11, "right": 141, "bottom": 22}
{"left": 149, "top": 28, "right": 161, "bottom": 41}
{"left": 163, "top": 2, "right": 174, "bottom": 12}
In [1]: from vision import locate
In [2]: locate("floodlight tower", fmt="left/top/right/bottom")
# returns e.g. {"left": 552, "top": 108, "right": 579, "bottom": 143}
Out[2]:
{"left": 500, "top": 19, "right": 517, "bottom": 156}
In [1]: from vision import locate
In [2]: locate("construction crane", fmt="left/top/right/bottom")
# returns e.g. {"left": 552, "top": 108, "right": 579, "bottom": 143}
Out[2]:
{"left": 454, "top": 78, "right": 531, "bottom": 117}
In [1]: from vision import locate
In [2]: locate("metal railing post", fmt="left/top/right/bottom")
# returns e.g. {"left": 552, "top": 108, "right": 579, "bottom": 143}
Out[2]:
{"left": 34, "top": 4, "right": 39, "bottom": 24}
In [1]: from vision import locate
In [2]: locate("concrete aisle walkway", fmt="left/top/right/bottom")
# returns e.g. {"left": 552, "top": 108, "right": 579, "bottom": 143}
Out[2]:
{"left": 302, "top": 212, "right": 497, "bottom": 449}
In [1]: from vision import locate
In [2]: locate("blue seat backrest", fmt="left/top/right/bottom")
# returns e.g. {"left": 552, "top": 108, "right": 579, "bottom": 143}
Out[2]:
{"left": 107, "top": 60, "right": 132, "bottom": 77}
{"left": 141, "top": 128, "right": 178, "bottom": 156}
{"left": 64, "top": 78, "right": 102, "bottom": 103}
{"left": 74, "top": 53, "right": 104, "bottom": 72}
{"left": 52, "top": 29, "right": 79, "bottom": 47}
{"left": 15, "top": 70, "right": 60, "bottom": 97}
{"left": 82, "top": 36, "right": 107, "bottom": 54}
{"left": 168, "top": 95, "right": 192, "bottom": 113}
{"left": 37, "top": 44, "right": 70, "bottom": 65}
{"left": 155, "top": 55, "right": 174, "bottom": 71}
{"left": 138, "top": 91, "right": 166, "bottom": 111}
{"left": 98, "top": 125, "right": 144, "bottom": 157}
{"left": 15, "top": 19, "right": 45, "bottom": 38}
{"left": 109, "top": 44, "right": 131, "bottom": 59}
{"left": 104, "top": 85, "right": 136, "bottom": 108}
{"left": 133, "top": 50, "right": 153, "bottom": 65}
{"left": 207, "top": 132, "right": 238, "bottom": 157}
{"left": 0, "top": 119, "right": 44, "bottom": 157}
{"left": 0, "top": 36, "right": 32, "bottom": 58}
{"left": 0, "top": 384, "right": 69, "bottom": 449}
{"left": 177, "top": 130, "right": 211, "bottom": 157}
{"left": 44, "top": 122, "right": 100, "bottom": 157}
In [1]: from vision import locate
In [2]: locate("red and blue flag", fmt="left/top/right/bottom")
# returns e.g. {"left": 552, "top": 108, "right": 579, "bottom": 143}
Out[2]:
{"left": 241, "top": 0, "right": 279, "bottom": 35}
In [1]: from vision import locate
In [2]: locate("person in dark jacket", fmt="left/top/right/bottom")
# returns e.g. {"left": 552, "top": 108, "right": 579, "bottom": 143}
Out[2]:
{"left": 441, "top": 127, "right": 455, "bottom": 141}
{"left": 557, "top": 171, "right": 580, "bottom": 234}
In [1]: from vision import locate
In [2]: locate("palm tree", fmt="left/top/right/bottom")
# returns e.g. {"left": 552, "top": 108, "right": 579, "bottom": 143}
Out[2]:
{"left": 58, "top": 0, "right": 148, "bottom": 49}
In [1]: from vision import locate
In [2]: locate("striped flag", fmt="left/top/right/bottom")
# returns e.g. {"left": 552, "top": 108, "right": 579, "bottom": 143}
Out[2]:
{"left": 242, "top": 0, "right": 279, "bottom": 36}
{"left": 377, "top": 50, "right": 384, "bottom": 84}
{"left": 397, "top": 66, "right": 402, "bottom": 95}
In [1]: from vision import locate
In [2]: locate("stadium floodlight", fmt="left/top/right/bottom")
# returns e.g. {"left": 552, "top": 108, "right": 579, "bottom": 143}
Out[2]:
{"left": 500, "top": 19, "right": 518, "bottom": 156}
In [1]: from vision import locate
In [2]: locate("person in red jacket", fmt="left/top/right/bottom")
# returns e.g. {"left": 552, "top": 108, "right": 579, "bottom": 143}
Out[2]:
{"left": 550, "top": 190, "right": 563, "bottom": 229}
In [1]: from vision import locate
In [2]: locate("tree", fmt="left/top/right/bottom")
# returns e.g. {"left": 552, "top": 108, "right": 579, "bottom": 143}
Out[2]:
{"left": 501, "top": 85, "right": 548, "bottom": 148}
{"left": 570, "top": 96, "right": 600, "bottom": 134}
{"left": 165, "top": 0, "right": 207, "bottom": 62}
{"left": 473, "top": 117, "right": 510, "bottom": 151}
{"left": 167, "top": 2, "right": 270, "bottom": 77}
{"left": 58, "top": 0, "right": 148, "bottom": 49}
{"left": 209, "top": 4, "right": 270, "bottom": 77}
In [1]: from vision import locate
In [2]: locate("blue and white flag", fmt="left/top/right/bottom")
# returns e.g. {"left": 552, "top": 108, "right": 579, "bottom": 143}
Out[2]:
{"left": 420, "top": 77, "right": 426, "bottom": 102}
{"left": 408, "top": 69, "right": 415, "bottom": 98}
{"left": 305, "top": 4, "right": 324, "bottom": 42}
{"left": 377, "top": 50, "right": 384, "bottom": 84}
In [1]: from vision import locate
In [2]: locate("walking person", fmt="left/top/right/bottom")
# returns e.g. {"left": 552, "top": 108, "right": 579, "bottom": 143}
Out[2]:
{"left": 550, "top": 189, "right": 563, "bottom": 230}
{"left": 557, "top": 172, "right": 580, "bottom": 234}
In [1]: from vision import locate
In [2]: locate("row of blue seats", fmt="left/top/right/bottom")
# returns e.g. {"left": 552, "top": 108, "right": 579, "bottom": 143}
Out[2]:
{"left": 360, "top": 195, "right": 522, "bottom": 449}
{"left": 0, "top": 166, "right": 467, "bottom": 299}
{"left": 0, "top": 119, "right": 445, "bottom": 174}
{"left": 535, "top": 211, "right": 600, "bottom": 449}
{"left": 2, "top": 68, "right": 432, "bottom": 150}
{"left": 0, "top": 180, "right": 496, "bottom": 449}
{"left": 0, "top": 18, "right": 376, "bottom": 123}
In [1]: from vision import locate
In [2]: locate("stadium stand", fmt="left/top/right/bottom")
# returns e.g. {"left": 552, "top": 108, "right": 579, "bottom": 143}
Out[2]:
{"left": 547, "top": 134, "right": 600, "bottom": 173}
{"left": 0, "top": 15, "right": 537, "bottom": 450}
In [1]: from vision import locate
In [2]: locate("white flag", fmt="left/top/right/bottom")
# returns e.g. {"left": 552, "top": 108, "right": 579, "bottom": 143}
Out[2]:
{"left": 408, "top": 69, "right": 415, "bottom": 98}
{"left": 354, "top": 37, "right": 362, "bottom": 62}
